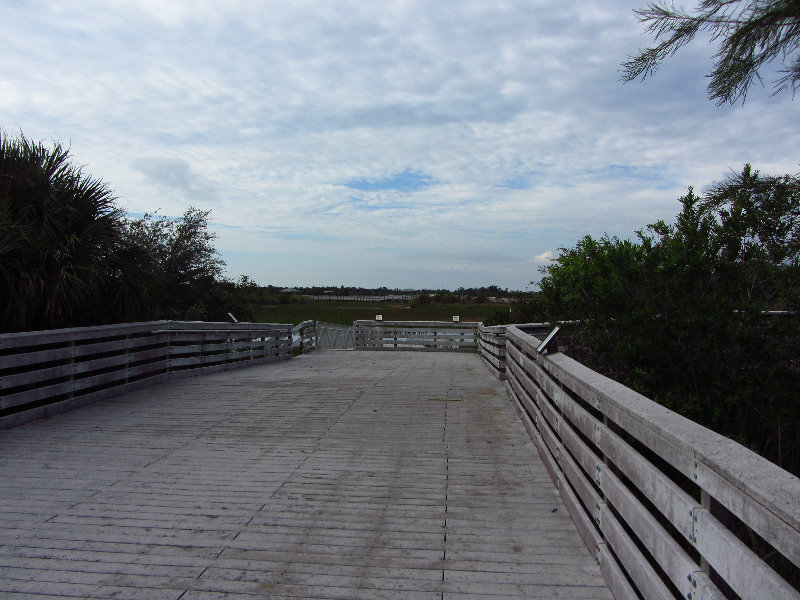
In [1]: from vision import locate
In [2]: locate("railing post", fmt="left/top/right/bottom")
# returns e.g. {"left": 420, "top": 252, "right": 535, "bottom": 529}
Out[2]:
{"left": 124, "top": 333, "right": 131, "bottom": 389}
{"left": 201, "top": 331, "right": 207, "bottom": 371}
{"left": 166, "top": 330, "right": 173, "bottom": 374}
{"left": 700, "top": 489, "right": 711, "bottom": 577}
{"left": 68, "top": 338, "right": 76, "bottom": 400}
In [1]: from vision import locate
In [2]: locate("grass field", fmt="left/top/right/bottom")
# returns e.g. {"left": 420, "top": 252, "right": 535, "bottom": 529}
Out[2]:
{"left": 250, "top": 300, "right": 508, "bottom": 326}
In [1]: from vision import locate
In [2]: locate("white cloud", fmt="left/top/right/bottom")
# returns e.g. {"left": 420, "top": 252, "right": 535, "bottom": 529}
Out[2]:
{"left": 2, "top": 0, "right": 798, "bottom": 289}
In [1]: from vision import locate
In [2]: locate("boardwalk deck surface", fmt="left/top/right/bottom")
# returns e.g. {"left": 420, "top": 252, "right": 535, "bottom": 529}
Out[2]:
{"left": 0, "top": 351, "right": 612, "bottom": 599}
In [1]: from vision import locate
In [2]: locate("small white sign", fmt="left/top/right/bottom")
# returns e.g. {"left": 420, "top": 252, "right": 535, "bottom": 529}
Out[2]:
{"left": 452, "top": 315, "right": 460, "bottom": 322}
{"left": 376, "top": 315, "right": 383, "bottom": 321}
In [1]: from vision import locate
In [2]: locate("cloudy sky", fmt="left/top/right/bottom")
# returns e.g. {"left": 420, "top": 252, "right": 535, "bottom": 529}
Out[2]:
{"left": 2, "top": 1, "right": 797, "bottom": 290}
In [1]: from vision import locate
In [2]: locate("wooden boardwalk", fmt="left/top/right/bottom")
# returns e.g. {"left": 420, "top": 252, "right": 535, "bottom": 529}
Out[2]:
{"left": 0, "top": 351, "right": 612, "bottom": 600}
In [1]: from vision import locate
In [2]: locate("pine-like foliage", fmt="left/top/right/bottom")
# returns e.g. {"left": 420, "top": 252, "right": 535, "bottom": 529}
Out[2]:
{"left": 623, "top": 0, "right": 800, "bottom": 104}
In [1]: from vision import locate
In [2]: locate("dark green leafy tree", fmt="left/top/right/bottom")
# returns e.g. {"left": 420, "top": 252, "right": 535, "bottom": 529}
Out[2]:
{"left": 623, "top": 0, "right": 800, "bottom": 104}
{"left": 527, "top": 166, "right": 800, "bottom": 474}
{"left": 123, "top": 208, "right": 254, "bottom": 322}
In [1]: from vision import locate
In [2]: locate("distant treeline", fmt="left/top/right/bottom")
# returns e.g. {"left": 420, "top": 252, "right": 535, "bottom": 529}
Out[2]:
{"left": 277, "top": 285, "right": 514, "bottom": 298}
{"left": 243, "top": 285, "right": 515, "bottom": 306}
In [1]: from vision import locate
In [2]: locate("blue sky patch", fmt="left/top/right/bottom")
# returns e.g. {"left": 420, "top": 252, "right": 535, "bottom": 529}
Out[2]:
{"left": 343, "top": 169, "right": 438, "bottom": 193}
{"left": 345, "top": 195, "right": 413, "bottom": 212}
{"left": 497, "top": 175, "right": 532, "bottom": 190}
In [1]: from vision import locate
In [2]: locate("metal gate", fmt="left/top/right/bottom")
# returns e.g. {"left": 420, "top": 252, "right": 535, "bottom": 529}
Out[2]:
{"left": 315, "top": 321, "right": 355, "bottom": 350}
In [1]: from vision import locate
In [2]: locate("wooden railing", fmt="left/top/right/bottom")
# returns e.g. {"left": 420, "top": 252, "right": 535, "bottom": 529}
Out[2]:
{"left": 501, "top": 324, "right": 800, "bottom": 600}
{"left": 5, "top": 317, "right": 798, "bottom": 599}
{"left": 354, "top": 320, "right": 478, "bottom": 351}
{"left": 0, "top": 321, "right": 292, "bottom": 429}
{"left": 477, "top": 324, "right": 507, "bottom": 378}
{"left": 477, "top": 323, "right": 553, "bottom": 379}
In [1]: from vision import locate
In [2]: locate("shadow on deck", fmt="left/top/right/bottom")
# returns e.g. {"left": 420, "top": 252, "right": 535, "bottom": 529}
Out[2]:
{"left": 0, "top": 350, "right": 611, "bottom": 599}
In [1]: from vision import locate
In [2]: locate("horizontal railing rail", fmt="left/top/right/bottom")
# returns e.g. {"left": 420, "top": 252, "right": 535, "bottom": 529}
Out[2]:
{"left": 0, "top": 321, "right": 292, "bottom": 428}
{"left": 504, "top": 324, "right": 800, "bottom": 600}
{"left": 354, "top": 320, "right": 478, "bottom": 352}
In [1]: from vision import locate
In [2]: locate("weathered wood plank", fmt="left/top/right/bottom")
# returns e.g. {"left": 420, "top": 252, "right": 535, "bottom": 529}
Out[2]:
{"left": 0, "top": 351, "right": 611, "bottom": 600}
{"left": 1, "top": 381, "right": 74, "bottom": 411}
{"left": 72, "top": 335, "right": 160, "bottom": 357}
{"left": 597, "top": 543, "right": 639, "bottom": 600}
{"left": 2, "top": 363, "right": 75, "bottom": 390}
{"left": 0, "top": 346, "right": 75, "bottom": 369}
{"left": 599, "top": 468, "right": 722, "bottom": 600}
{"left": 693, "top": 507, "right": 800, "bottom": 600}
{"left": 602, "top": 508, "right": 676, "bottom": 600}
{"left": 0, "top": 321, "right": 171, "bottom": 350}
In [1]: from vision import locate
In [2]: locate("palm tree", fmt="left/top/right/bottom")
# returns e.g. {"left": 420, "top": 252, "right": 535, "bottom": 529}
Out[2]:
{"left": 0, "top": 131, "right": 134, "bottom": 332}
{"left": 1, "top": 130, "right": 253, "bottom": 331}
